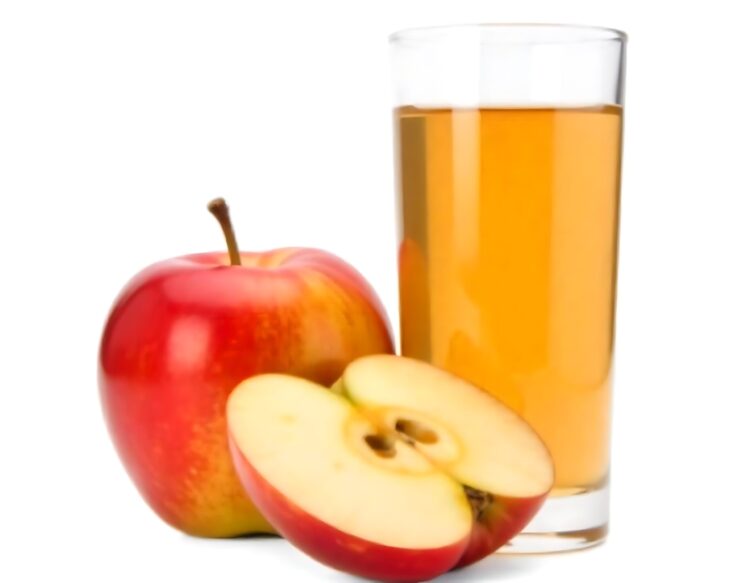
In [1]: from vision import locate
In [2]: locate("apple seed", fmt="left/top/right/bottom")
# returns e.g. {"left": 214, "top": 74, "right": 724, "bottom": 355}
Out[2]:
{"left": 395, "top": 418, "right": 439, "bottom": 445}
{"left": 364, "top": 434, "right": 397, "bottom": 458}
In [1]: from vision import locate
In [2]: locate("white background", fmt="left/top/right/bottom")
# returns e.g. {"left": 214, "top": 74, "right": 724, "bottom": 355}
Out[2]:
{"left": 1, "top": 1, "right": 749, "bottom": 581}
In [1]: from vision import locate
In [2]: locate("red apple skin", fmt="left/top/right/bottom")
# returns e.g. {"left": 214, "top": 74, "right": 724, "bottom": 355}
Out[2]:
{"left": 228, "top": 437, "right": 469, "bottom": 583}
{"left": 99, "top": 249, "right": 394, "bottom": 537}
{"left": 456, "top": 493, "right": 548, "bottom": 568}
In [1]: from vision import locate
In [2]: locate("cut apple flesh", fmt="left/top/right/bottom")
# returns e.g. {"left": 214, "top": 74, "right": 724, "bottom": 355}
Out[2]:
{"left": 227, "top": 356, "right": 554, "bottom": 581}
{"left": 338, "top": 355, "right": 553, "bottom": 499}
{"left": 227, "top": 374, "right": 472, "bottom": 549}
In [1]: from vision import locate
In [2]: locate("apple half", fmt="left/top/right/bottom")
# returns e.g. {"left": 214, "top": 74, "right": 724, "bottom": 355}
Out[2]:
{"left": 227, "top": 355, "right": 553, "bottom": 582}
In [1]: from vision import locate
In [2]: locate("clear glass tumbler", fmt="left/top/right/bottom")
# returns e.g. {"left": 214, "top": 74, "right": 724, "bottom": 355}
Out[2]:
{"left": 391, "top": 24, "right": 626, "bottom": 553}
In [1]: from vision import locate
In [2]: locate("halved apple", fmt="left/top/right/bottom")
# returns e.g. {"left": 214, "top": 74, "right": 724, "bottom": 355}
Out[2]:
{"left": 227, "top": 355, "right": 553, "bottom": 582}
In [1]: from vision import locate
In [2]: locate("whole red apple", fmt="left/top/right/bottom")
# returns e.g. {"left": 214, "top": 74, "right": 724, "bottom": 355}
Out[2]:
{"left": 99, "top": 199, "right": 394, "bottom": 537}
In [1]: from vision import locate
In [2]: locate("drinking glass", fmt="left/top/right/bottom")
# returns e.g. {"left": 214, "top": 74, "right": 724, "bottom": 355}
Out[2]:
{"left": 391, "top": 24, "right": 626, "bottom": 553}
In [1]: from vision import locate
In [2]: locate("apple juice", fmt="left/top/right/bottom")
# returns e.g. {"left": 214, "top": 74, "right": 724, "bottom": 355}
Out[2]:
{"left": 396, "top": 106, "right": 622, "bottom": 492}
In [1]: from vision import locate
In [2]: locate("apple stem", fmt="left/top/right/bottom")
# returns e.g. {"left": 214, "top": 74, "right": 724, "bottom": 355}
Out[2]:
{"left": 207, "top": 198, "right": 242, "bottom": 266}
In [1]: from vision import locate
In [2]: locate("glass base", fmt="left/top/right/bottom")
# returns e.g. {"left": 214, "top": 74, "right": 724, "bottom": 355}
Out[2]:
{"left": 499, "top": 484, "right": 609, "bottom": 554}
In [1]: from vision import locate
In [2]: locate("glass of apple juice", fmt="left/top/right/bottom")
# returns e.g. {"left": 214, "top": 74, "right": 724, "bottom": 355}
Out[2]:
{"left": 390, "top": 24, "right": 627, "bottom": 553}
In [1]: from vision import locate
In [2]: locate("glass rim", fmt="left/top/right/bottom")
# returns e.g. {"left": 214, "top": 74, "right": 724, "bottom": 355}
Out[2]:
{"left": 389, "top": 23, "right": 627, "bottom": 45}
